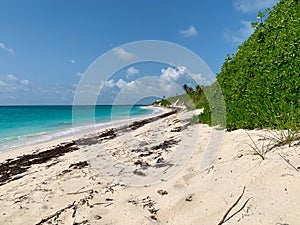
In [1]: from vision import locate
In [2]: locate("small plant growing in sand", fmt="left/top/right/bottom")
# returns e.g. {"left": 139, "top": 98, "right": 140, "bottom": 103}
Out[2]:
{"left": 264, "top": 107, "right": 300, "bottom": 149}
{"left": 246, "top": 127, "right": 300, "bottom": 160}
{"left": 265, "top": 128, "right": 300, "bottom": 149}
{"left": 246, "top": 132, "right": 273, "bottom": 160}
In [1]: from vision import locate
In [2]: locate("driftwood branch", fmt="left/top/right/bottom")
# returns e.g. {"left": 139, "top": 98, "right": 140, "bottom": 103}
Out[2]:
{"left": 218, "top": 186, "right": 251, "bottom": 225}
{"left": 278, "top": 153, "right": 299, "bottom": 172}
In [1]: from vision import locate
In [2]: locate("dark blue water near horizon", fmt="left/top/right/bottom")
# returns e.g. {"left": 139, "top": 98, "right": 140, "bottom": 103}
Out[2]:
{"left": 0, "top": 105, "right": 153, "bottom": 151}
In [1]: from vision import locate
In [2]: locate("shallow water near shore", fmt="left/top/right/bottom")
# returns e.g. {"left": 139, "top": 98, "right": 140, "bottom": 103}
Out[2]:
{"left": 0, "top": 105, "right": 154, "bottom": 152}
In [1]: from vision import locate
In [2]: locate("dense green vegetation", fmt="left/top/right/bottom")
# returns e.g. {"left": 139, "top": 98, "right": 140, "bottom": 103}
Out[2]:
{"left": 153, "top": 98, "right": 171, "bottom": 107}
{"left": 184, "top": 0, "right": 299, "bottom": 131}
{"left": 177, "top": 83, "right": 225, "bottom": 126}
{"left": 167, "top": 93, "right": 194, "bottom": 108}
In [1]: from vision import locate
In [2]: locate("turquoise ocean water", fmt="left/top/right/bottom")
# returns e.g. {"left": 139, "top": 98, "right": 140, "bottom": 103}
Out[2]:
{"left": 0, "top": 105, "right": 154, "bottom": 152}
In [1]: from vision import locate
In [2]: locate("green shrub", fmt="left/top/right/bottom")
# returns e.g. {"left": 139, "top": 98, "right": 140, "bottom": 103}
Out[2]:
{"left": 216, "top": 0, "right": 300, "bottom": 131}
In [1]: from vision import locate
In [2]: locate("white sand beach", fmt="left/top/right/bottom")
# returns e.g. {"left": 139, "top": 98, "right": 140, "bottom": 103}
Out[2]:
{"left": 0, "top": 107, "right": 299, "bottom": 225}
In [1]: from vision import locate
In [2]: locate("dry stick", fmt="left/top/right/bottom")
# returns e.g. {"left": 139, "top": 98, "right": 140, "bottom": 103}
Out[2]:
{"left": 278, "top": 153, "right": 299, "bottom": 172}
{"left": 66, "top": 189, "right": 93, "bottom": 195}
{"left": 218, "top": 186, "right": 247, "bottom": 225}
{"left": 42, "top": 193, "right": 49, "bottom": 202}
{"left": 36, "top": 201, "right": 76, "bottom": 225}
{"left": 93, "top": 202, "right": 106, "bottom": 206}
{"left": 104, "top": 202, "right": 114, "bottom": 207}
{"left": 162, "top": 166, "right": 171, "bottom": 174}
{"left": 223, "top": 197, "right": 253, "bottom": 223}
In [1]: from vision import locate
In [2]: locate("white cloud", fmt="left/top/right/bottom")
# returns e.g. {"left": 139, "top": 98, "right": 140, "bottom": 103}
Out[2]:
{"left": 77, "top": 79, "right": 128, "bottom": 93}
{"left": 105, "top": 79, "right": 116, "bottom": 88}
{"left": 126, "top": 66, "right": 139, "bottom": 78}
{"left": 126, "top": 80, "right": 138, "bottom": 88}
{"left": 224, "top": 20, "right": 254, "bottom": 44}
{"left": 69, "top": 59, "right": 75, "bottom": 64}
{"left": 160, "top": 66, "right": 187, "bottom": 81}
{"left": 116, "top": 79, "right": 127, "bottom": 89}
{"left": 233, "top": 0, "right": 279, "bottom": 13}
{"left": 20, "top": 80, "right": 30, "bottom": 85}
{"left": 0, "top": 77, "right": 77, "bottom": 104}
{"left": 35, "top": 84, "right": 76, "bottom": 104}
{"left": 113, "top": 47, "right": 136, "bottom": 61}
{"left": 101, "top": 79, "right": 130, "bottom": 90}
{"left": 6, "top": 74, "right": 18, "bottom": 81}
{"left": 76, "top": 72, "right": 84, "bottom": 77}
{"left": 0, "top": 74, "right": 31, "bottom": 92}
{"left": 179, "top": 25, "right": 198, "bottom": 37}
{"left": 74, "top": 83, "right": 100, "bottom": 96}
{"left": 0, "top": 42, "right": 14, "bottom": 55}
{"left": 0, "top": 79, "right": 7, "bottom": 86}
{"left": 113, "top": 78, "right": 184, "bottom": 104}
{"left": 160, "top": 65, "right": 210, "bottom": 85}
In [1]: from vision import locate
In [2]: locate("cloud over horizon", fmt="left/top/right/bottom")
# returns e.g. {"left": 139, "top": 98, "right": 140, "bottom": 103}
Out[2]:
{"left": 0, "top": 74, "right": 31, "bottom": 92}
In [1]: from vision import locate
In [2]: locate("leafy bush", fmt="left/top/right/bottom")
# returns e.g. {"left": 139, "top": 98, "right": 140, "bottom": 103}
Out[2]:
{"left": 216, "top": 0, "right": 300, "bottom": 131}
{"left": 181, "top": 83, "right": 226, "bottom": 127}
{"left": 180, "top": 0, "right": 299, "bottom": 131}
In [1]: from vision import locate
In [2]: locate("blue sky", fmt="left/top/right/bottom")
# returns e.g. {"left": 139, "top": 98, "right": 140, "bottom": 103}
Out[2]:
{"left": 0, "top": 0, "right": 279, "bottom": 105}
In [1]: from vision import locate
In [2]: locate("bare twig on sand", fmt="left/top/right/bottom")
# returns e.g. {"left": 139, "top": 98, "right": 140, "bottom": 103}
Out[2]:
{"left": 67, "top": 189, "right": 93, "bottom": 195}
{"left": 278, "top": 153, "right": 299, "bottom": 172}
{"left": 218, "top": 186, "right": 252, "bottom": 225}
{"left": 36, "top": 201, "right": 76, "bottom": 225}
{"left": 104, "top": 202, "right": 114, "bottom": 207}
